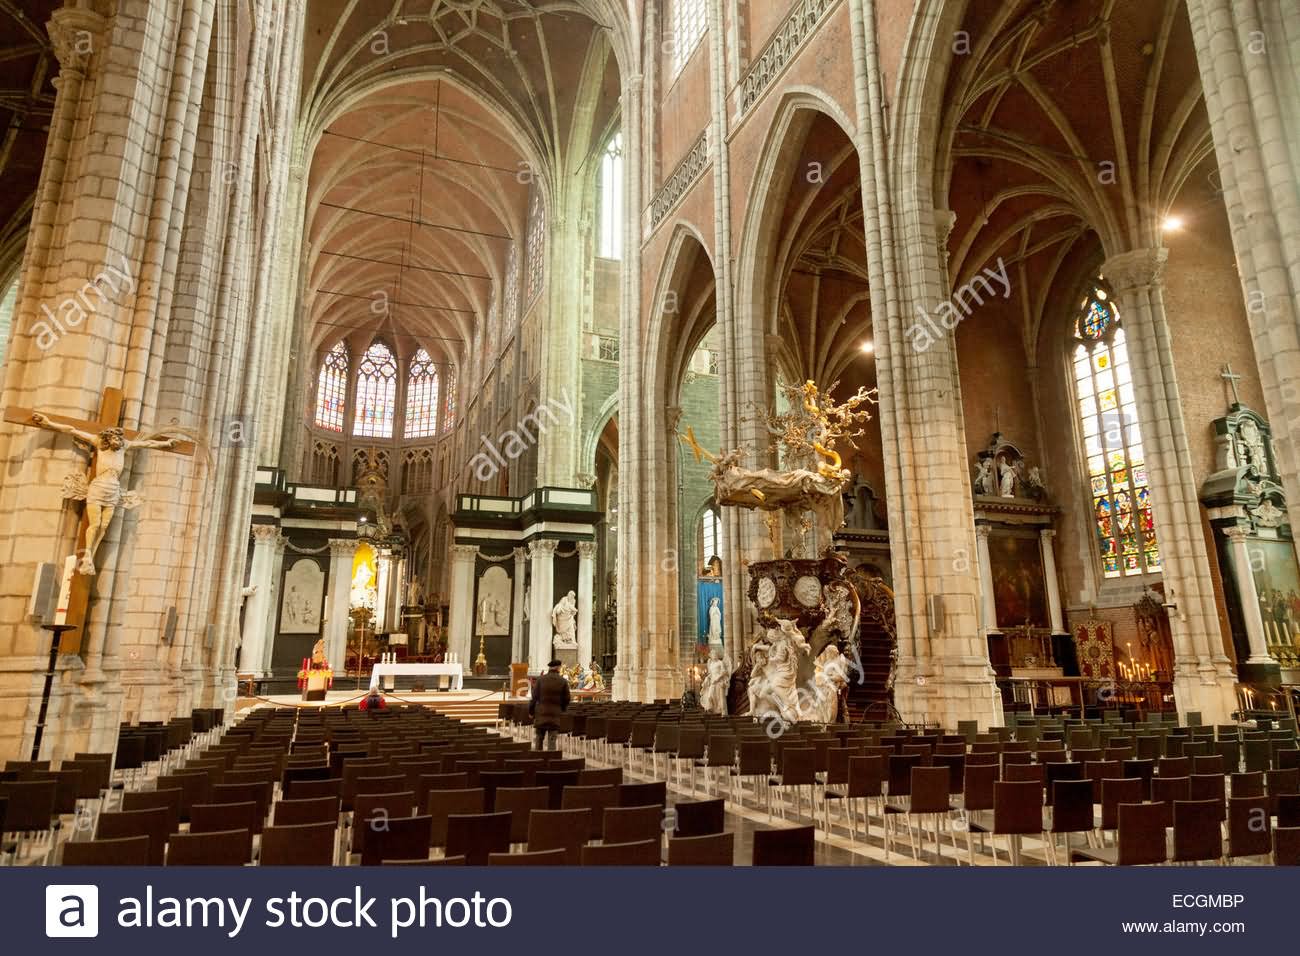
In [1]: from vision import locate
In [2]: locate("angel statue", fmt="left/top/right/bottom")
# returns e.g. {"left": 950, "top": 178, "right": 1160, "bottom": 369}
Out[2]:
{"left": 31, "top": 413, "right": 190, "bottom": 575}
{"left": 699, "top": 647, "right": 731, "bottom": 715}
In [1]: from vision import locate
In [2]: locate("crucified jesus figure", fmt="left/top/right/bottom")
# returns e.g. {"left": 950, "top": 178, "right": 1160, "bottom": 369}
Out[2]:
{"left": 31, "top": 413, "right": 182, "bottom": 575}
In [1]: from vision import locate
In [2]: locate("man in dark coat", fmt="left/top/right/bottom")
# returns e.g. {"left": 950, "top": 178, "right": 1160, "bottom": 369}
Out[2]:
{"left": 530, "top": 659, "right": 570, "bottom": 751}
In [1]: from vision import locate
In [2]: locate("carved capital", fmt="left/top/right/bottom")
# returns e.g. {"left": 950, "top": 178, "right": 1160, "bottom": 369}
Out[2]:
{"left": 1039, "top": 528, "right": 1056, "bottom": 540}
{"left": 528, "top": 538, "right": 558, "bottom": 558}
{"left": 935, "top": 208, "right": 957, "bottom": 265}
{"left": 974, "top": 523, "right": 993, "bottom": 539}
{"left": 513, "top": 546, "right": 527, "bottom": 562}
{"left": 574, "top": 472, "right": 596, "bottom": 489}
{"left": 1101, "top": 248, "right": 1168, "bottom": 296}
{"left": 1223, "top": 525, "right": 1251, "bottom": 543}
{"left": 328, "top": 537, "right": 358, "bottom": 557}
{"left": 251, "top": 524, "right": 281, "bottom": 543}
{"left": 576, "top": 540, "right": 597, "bottom": 559}
{"left": 48, "top": 8, "right": 109, "bottom": 76}
{"left": 664, "top": 406, "right": 683, "bottom": 434}
{"left": 451, "top": 544, "right": 480, "bottom": 560}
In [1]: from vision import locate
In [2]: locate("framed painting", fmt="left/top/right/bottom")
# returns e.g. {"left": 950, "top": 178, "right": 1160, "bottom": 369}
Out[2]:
{"left": 988, "top": 533, "right": 1049, "bottom": 629}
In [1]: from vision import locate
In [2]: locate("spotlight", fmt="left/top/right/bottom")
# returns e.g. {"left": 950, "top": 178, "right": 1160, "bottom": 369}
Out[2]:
{"left": 860, "top": 341, "right": 874, "bottom": 354}
{"left": 1162, "top": 215, "right": 1184, "bottom": 232}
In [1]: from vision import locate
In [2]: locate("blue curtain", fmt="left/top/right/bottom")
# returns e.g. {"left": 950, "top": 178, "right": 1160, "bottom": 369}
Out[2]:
{"left": 696, "top": 580, "right": 723, "bottom": 645}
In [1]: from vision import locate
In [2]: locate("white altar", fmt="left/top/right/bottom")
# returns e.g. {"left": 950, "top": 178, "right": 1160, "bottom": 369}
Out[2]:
{"left": 367, "top": 661, "right": 465, "bottom": 691}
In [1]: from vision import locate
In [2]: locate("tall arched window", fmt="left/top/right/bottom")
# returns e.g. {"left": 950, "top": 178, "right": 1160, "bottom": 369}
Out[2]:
{"left": 699, "top": 506, "right": 723, "bottom": 575}
{"left": 442, "top": 366, "right": 458, "bottom": 433}
{"left": 668, "top": 0, "right": 707, "bottom": 77}
{"left": 404, "top": 348, "right": 440, "bottom": 438}
{"left": 314, "top": 341, "right": 349, "bottom": 431}
{"left": 525, "top": 190, "right": 546, "bottom": 302}
{"left": 1072, "top": 282, "right": 1159, "bottom": 578}
{"left": 353, "top": 341, "right": 398, "bottom": 438}
{"left": 598, "top": 132, "right": 624, "bottom": 259}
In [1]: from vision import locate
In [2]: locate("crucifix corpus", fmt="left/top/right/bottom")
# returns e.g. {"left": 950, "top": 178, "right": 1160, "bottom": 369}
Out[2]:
{"left": 3, "top": 387, "right": 197, "bottom": 653}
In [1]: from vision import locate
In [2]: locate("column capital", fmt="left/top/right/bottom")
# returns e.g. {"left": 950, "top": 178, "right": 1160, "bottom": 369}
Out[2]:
{"left": 1223, "top": 524, "right": 1252, "bottom": 542}
{"left": 47, "top": 8, "right": 110, "bottom": 76}
{"left": 528, "top": 538, "right": 558, "bottom": 557}
{"left": 513, "top": 546, "right": 528, "bottom": 561}
{"left": 974, "top": 522, "right": 993, "bottom": 539}
{"left": 935, "top": 208, "right": 957, "bottom": 266}
{"left": 251, "top": 524, "right": 281, "bottom": 543}
{"left": 576, "top": 540, "right": 597, "bottom": 558}
{"left": 451, "top": 543, "right": 480, "bottom": 560}
{"left": 1039, "top": 527, "right": 1056, "bottom": 540}
{"left": 1101, "top": 247, "right": 1169, "bottom": 295}
{"left": 328, "top": 537, "right": 359, "bottom": 557}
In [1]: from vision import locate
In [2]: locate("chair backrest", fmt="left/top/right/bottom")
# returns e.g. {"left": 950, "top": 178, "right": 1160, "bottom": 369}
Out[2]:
{"left": 1151, "top": 775, "right": 1191, "bottom": 809}
{"left": 0, "top": 779, "right": 55, "bottom": 831}
{"left": 560, "top": 784, "right": 619, "bottom": 840}
{"left": 1116, "top": 802, "right": 1169, "bottom": 865}
{"left": 577, "top": 767, "right": 622, "bottom": 788}
{"left": 993, "top": 781, "right": 1043, "bottom": 836}
{"left": 351, "top": 791, "right": 417, "bottom": 855}
{"left": 261, "top": 821, "right": 336, "bottom": 866}
{"left": 1277, "top": 793, "right": 1300, "bottom": 829}
{"left": 425, "top": 788, "right": 485, "bottom": 848}
{"left": 1275, "top": 826, "right": 1300, "bottom": 866}
{"left": 1231, "top": 771, "right": 1265, "bottom": 797}
{"left": 487, "top": 848, "right": 568, "bottom": 866}
{"left": 909, "top": 766, "right": 952, "bottom": 815}
{"left": 94, "top": 806, "right": 171, "bottom": 865}
{"left": 603, "top": 804, "right": 664, "bottom": 845}
{"left": 362, "top": 815, "right": 434, "bottom": 866}
{"left": 962, "top": 762, "right": 998, "bottom": 812}
{"left": 673, "top": 798, "right": 725, "bottom": 838}
{"left": 445, "top": 811, "right": 512, "bottom": 866}
{"left": 1049, "top": 779, "right": 1095, "bottom": 833}
{"left": 751, "top": 825, "right": 815, "bottom": 865}
{"left": 493, "top": 786, "right": 549, "bottom": 843}
{"left": 61, "top": 835, "right": 150, "bottom": 866}
{"left": 272, "top": 795, "right": 339, "bottom": 826}
{"left": 536, "top": 770, "right": 580, "bottom": 809}
{"left": 668, "top": 831, "right": 734, "bottom": 866}
{"left": 1002, "top": 762, "right": 1044, "bottom": 786}
{"left": 526, "top": 807, "right": 591, "bottom": 864}
{"left": 1172, "top": 799, "right": 1223, "bottom": 863}
{"left": 886, "top": 754, "right": 922, "bottom": 797}
{"left": 166, "top": 828, "right": 252, "bottom": 866}
{"left": 737, "top": 739, "right": 771, "bottom": 776}
{"left": 1227, "top": 795, "right": 1271, "bottom": 858}
{"left": 285, "top": 777, "right": 343, "bottom": 801}
{"left": 707, "top": 736, "right": 737, "bottom": 769}
{"left": 121, "top": 788, "right": 183, "bottom": 833}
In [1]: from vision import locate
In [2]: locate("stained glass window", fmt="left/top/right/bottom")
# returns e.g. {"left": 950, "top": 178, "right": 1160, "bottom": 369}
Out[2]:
{"left": 700, "top": 506, "right": 723, "bottom": 572}
{"left": 404, "top": 348, "right": 440, "bottom": 439}
{"left": 668, "top": 0, "right": 707, "bottom": 77}
{"left": 503, "top": 245, "right": 520, "bottom": 332}
{"left": 1073, "top": 284, "right": 1159, "bottom": 578}
{"left": 314, "top": 341, "right": 348, "bottom": 431}
{"left": 442, "top": 366, "right": 458, "bottom": 433}
{"left": 352, "top": 341, "right": 397, "bottom": 438}
{"left": 526, "top": 191, "right": 545, "bottom": 302}
{"left": 598, "top": 132, "right": 624, "bottom": 259}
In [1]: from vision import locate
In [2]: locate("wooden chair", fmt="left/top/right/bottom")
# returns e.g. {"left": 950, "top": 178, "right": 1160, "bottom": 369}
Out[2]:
{"left": 1047, "top": 778, "right": 1095, "bottom": 865}
{"left": 1099, "top": 778, "right": 1144, "bottom": 836}
{"left": 752, "top": 824, "right": 815, "bottom": 865}
{"left": 1274, "top": 826, "right": 1300, "bottom": 865}
{"left": 351, "top": 791, "right": 417, "bottom": 858}
{"left": 1073, "top": 802, "right": 1169, "bottom": 866}
{"left": 362, "top": 815, "right": 433, "bottom": 866}
{"left": 668, "top": 831, "right": 734, "bottom": 865}
{"left": 445, "top": 811, "right": 512, "bottom": 866}
{"left": 991, "top": 781, "right": 1045, "bottom": 865}
{"left": 526, "top": 808, "right": 590, "bottom": 864}
{"left": 95, "top": 806, "right": 171, "bottom": 866}
{"left": 618, "top": 781, "right": 667, "bottom": 808}
{"left": 581, "top": 838, "right": 660, "bottom": 865}
{"left": 577, "top": 767, "right": 623, "bottom": 788}
{"left": 260, "top": 822, "right": 337, "bottom": 866}
{"left": 166, "top": 828, "right": 252, "bottom": 865}
{"left": 673, "top": 798, "right": 725, "bottom": 838}
{"left": 272, "top": 795, "right": 339, "bottom": 826}
{"left": 122, "top": 788, "right": 183, "bottom": 834}
{"left": 61, "top": 835, "right": 150, "bottom": 866}
{"left": 603, "top": 804, "right": 663, "bottom": 845}
{"left": 906, "top": 766, "right": 955, "bottom": 861}
{"left": 536, "top": 769, "right": 580, "bottom": 810}
{"left": 285, "top": 777, "right": 342, "bottom": 801}
{"left": 189, "top": 800, "right": 261, "bottom": 840}
{"left": 1227, "top": 795, "right": 1271, "bottom": 861}
{"left": 1172, "top": 799, "right": 1223, "bottom": 864}
{"left": 210, "top": 782, "right": 270, "bottom": 832}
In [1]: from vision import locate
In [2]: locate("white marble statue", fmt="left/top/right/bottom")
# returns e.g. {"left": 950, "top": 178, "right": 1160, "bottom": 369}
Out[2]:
{"left": 757, "top": 620, "right": 804, "bottom": 723}
{"left": 706, "top": 596, "right": 723, "bottom": 644}
{"left": 998, "top": 457, "right": 1019, "bottom": 497}
{"left": 551, "top": 590, "right": 578, "bottom": 648}
{"left": 33, "top": 414, "right": 184, "bottom": 575}
{"left": 699, "top": 649, "right": 731, "bottom": 715}
{"left": 746, "top": 642, "right": 772, "bottom": 718}
{"left": 807, "top": 644, "right": 851, "bottom": 723}
{"left": 974, "top": 457, "right": 994, "bottom": 495}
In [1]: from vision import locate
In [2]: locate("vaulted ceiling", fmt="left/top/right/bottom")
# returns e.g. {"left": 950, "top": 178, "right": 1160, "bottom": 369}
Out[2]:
{"left": 299, "top": 0, "right": 624, "bottom": 368}
{"left": 939, "top": 0, "right": 1215, "bottom": 353}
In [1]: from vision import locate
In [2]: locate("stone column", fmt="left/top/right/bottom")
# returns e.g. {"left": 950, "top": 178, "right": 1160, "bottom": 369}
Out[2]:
{"left": 1039, "top": 529, "right": 1066, "bottom": 635}
{"left": 1103, "top": 249, "right": 1238, "bottom": 724}
{"left": 374, "top": 552, "right": 391, "bottom": 633}
{"left": 239, "top": 526, "right": 280, "bottom": 677}
{"left": 447, "top": 544, "right": 479, "bottom": 672}
{"left": 1224, "top": 526, "right": 1278, "bottom": 667}
{"left": 577, "top": 541, "right": 596, "bottom": 666}
{"left": 527, "top": 539, "right": 558, "bottom": 672}
{"left": 974, "top": 524, "right": 999, "bottom": 635}
{"left": 263, "top": 533, "right": 288, "bottom": 675}
{"left": 511, "top": 546, "right": 527, "bottom": 663}
{"left": 325, "top": 539, "right": 358, "bottom": 671}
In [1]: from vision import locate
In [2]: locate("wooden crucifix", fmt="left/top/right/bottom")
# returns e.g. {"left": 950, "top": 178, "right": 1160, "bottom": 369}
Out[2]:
{"left": 4, "top": 386, "right": 196, "bottom": 654}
